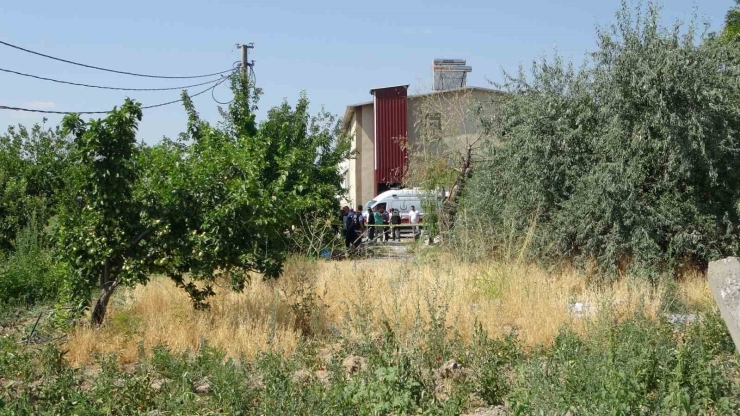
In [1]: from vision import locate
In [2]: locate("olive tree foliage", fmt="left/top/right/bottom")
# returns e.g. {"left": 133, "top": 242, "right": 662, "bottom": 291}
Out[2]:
{"left": 58, "top": 75, "right": 350, "bottom": 325}
{"left": 404, "top": 87, "right": 503, "bottom": 236}
{"left": 722, "top": 0, "right": 740, "bottom": 43}
{"left": 462, "top": 1, "right": 740, "bottom": 279}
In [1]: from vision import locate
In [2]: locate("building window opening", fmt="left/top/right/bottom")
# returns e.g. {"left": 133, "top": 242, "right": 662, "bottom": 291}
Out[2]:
{"left": 426, "top": 113, "right": 442, "bottom": 135}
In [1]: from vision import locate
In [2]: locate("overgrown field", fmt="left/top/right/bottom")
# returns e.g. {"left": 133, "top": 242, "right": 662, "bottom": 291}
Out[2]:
{"left": 3, "top": 255, "right": 739, "bottom": 415}
{"left": 64, "top": 255, "right": 712, "bottom": 364}
{"left": 3, "top": 1, "right": 740, "bottom": 414}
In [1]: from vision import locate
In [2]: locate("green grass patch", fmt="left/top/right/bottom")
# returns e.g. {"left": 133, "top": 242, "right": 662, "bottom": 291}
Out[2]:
{"left": 1, "top": 309, "right": 738, "bottom": 415}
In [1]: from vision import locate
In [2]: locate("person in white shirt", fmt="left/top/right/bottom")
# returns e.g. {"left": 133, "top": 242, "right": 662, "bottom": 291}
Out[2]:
{"left": 409, "top": 205, "right": 419, "bottom": 236}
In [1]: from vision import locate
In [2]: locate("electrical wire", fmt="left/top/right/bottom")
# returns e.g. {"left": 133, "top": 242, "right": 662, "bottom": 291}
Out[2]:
{"left": 0, "top": 72, "right": 234, "bottom": 115}
{"left": 211, "top": 63, "right": 256, "bottom": 105}
{"left": 0, "top": 39, "right": 233, "bottom": 79}
{"left": 141, "top": 74, "right": 232, "bottom": 110}
{"left": 0, "top": 67, "right": 225, "bottom": 91}
{"left": 211, "top": 78, "right": 234, "bottom": 105}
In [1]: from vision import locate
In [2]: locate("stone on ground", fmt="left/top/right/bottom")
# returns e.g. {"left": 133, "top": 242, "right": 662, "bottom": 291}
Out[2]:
{"left": 192, "top": 377, "right": 211, "bottom": 394}
{"left": 462, "top": 406, "right": 509, "bottom": 416}
{"left": 292, "top": 368, "right": 332, "bottom": 386}
{"left": 342, "top": 355, "right": 368, "bottom": 376}
{"left": 433, "top": 359, "right": 472, "bottom": 401}
{"left": 708, "top": 257, "right": 740, "bottom": 354}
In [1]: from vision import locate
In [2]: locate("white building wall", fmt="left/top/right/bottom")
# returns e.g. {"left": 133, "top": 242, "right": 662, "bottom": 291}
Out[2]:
{"left": 340, "top": 112, "right": 356, "bottom": 207}
{"left": 358, "top": 104, "right": 375, "bottom": 206}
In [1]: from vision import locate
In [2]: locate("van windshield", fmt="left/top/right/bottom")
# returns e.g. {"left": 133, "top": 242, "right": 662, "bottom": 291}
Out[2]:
{"left": 365, "top": 200, "right": 376, "bottom": 210}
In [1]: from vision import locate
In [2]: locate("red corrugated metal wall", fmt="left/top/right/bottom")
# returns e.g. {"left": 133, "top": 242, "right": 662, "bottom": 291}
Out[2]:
{"left": 373, "top": 86, "right": 408, "bottom": 195}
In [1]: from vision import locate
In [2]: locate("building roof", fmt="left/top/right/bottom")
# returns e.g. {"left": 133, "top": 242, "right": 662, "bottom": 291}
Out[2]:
{"left": 342, "top": 86, "right": 504, "bottom": 130}
{"left": 370, "top": 84, "right": 409, "bottom": 96}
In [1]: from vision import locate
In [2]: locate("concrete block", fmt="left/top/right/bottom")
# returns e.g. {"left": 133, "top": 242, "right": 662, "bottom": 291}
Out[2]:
{"left": 708, "top": 257, "right": 740, "bottom": 354}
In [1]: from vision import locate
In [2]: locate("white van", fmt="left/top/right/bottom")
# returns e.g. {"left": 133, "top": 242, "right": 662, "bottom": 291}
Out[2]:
{"left": 364, "top": 189, "right": 435, "bottom": 223}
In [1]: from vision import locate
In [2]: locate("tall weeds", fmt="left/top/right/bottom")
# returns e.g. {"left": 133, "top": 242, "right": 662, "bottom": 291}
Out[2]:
{"left": 64, "top": 254, "right": 712, "bottom": 366}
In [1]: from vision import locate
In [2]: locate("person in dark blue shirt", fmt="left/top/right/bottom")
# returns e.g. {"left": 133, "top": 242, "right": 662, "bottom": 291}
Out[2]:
{"left": 366, "top": 207, "right": 376, "bottom": 242}
{"left": 345, "top": 207, "right": 356, "bottom": 249}
{"left": 353, "top": 205, "right": 365, "bottom": 248}
{"left": 340, "top": 206, "right": 349, "bottom": 239}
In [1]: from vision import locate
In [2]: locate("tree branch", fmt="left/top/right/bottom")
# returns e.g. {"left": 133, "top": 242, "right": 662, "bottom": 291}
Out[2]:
{"left": 130, "top": 228, "right": 152, "bottom": 248}
{"left": 123, "top": 228, "right": 155, "bottom": 258}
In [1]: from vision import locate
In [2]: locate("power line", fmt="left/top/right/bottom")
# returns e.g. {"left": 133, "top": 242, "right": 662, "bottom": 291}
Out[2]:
{"left": 0, "top": 73, "right": 234, "bottom": 115}
{"left": 142, "top": 75, "right": 231, "bottom": 110}
{"left": 211, "top": 78, "right": 234, "bottom": 105}
{"left": 0, "top": 39, "right": 233, "bottom": 79}
{"left": 211, "top": 57, "right": 257, "bottom": 105}
{"left": 0, "top": 67, "right": 225, "bottom": 91}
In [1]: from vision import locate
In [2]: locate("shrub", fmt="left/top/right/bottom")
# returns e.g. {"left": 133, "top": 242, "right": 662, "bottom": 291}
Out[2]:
{"left": 462, "top": 2, "right": 740, "bottom": 278}
{"left": 509, "top": 312, "right": 740, "bottom": 415}
{"left": 0, "top": 221, "right": 67, "bottom": 305}
{"left": 470, "top": 324, "right": 522, "bottom": 406}
{"left": 0, "top": 171, "right": 47, "bottom": 253}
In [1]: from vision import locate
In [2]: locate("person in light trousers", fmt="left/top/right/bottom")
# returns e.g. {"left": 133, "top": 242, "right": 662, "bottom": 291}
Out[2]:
{"left": 409, "top": 205, "right": 420, "bottom": 237}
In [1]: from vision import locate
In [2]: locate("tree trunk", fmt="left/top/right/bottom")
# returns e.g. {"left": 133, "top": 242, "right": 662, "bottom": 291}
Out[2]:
{"left": 91, "top": 259, "right": 118, "bottom": 326}
{"left": 90, "top": 228, "right": 152, "bottom": 326}
{"left": 91, "top": 281, "right": 118, "bottom": 326}
{"left": 442, "top": 146, "right": 474, "bottom": 232}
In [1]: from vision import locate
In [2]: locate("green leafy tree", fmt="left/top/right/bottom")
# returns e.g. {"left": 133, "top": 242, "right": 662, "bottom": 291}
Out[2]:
{"left": 58, "top": 76, "right": 349, "bottom": 325}
{"left": 0, "top": 172, "right": 35, "bottom": 252}
{"left": 58, "top": 100, "right": 147, "bottom": 324}
{"left": 0, "top": 123, "right": 71, "bottom": 250}
{"left": 722, "top": 0, "right": 740, "bottom": 43}
{"left": 463, "top": 1, "right": 740, "bottom": 278}
{"left": 138, "top": 88, "right": 349, "bottom": 307}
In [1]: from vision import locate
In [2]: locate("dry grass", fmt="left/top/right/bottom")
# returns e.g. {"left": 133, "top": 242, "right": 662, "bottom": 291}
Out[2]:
{"left": 64, "top": 254, "right": 712, "bottom": 366}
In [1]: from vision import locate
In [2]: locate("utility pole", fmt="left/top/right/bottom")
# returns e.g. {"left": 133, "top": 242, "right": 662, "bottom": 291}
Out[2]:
{"left": 237, "top": 43, "right": 254, "bottom": 84}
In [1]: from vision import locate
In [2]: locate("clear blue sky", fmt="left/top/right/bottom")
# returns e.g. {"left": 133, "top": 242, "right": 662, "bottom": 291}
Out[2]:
{"left": 0, "top": 0, "right": 731, "bottom": 143}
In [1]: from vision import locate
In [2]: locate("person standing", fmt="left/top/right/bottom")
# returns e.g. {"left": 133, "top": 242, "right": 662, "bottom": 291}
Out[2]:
{"left": 366, "top": 207, "right": 376, "bottom": 242}
{"left": 409, "top": 205, "right": 419, "bottom": 237}
{"left": 340, "top": 206, "right": 349, "bottom": 239}
{"left": 374, "top": 207, "right": 384, "bottom": 242}
{"left": 390, "top": 208, "right": 402, "bottom": 241}
{"left": 354, "top": 205, "right": 365, "bottom": 248}
{"left": 345, "top": 207, "right": 356, "bottom": 249}
{"left": 381, "top": 207, "right": 390, "bottom": 241}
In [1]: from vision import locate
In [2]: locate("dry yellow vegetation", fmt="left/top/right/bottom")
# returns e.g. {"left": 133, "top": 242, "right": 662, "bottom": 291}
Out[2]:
{"left": 64, "top": 253, "right": 712, "bottom": 366}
